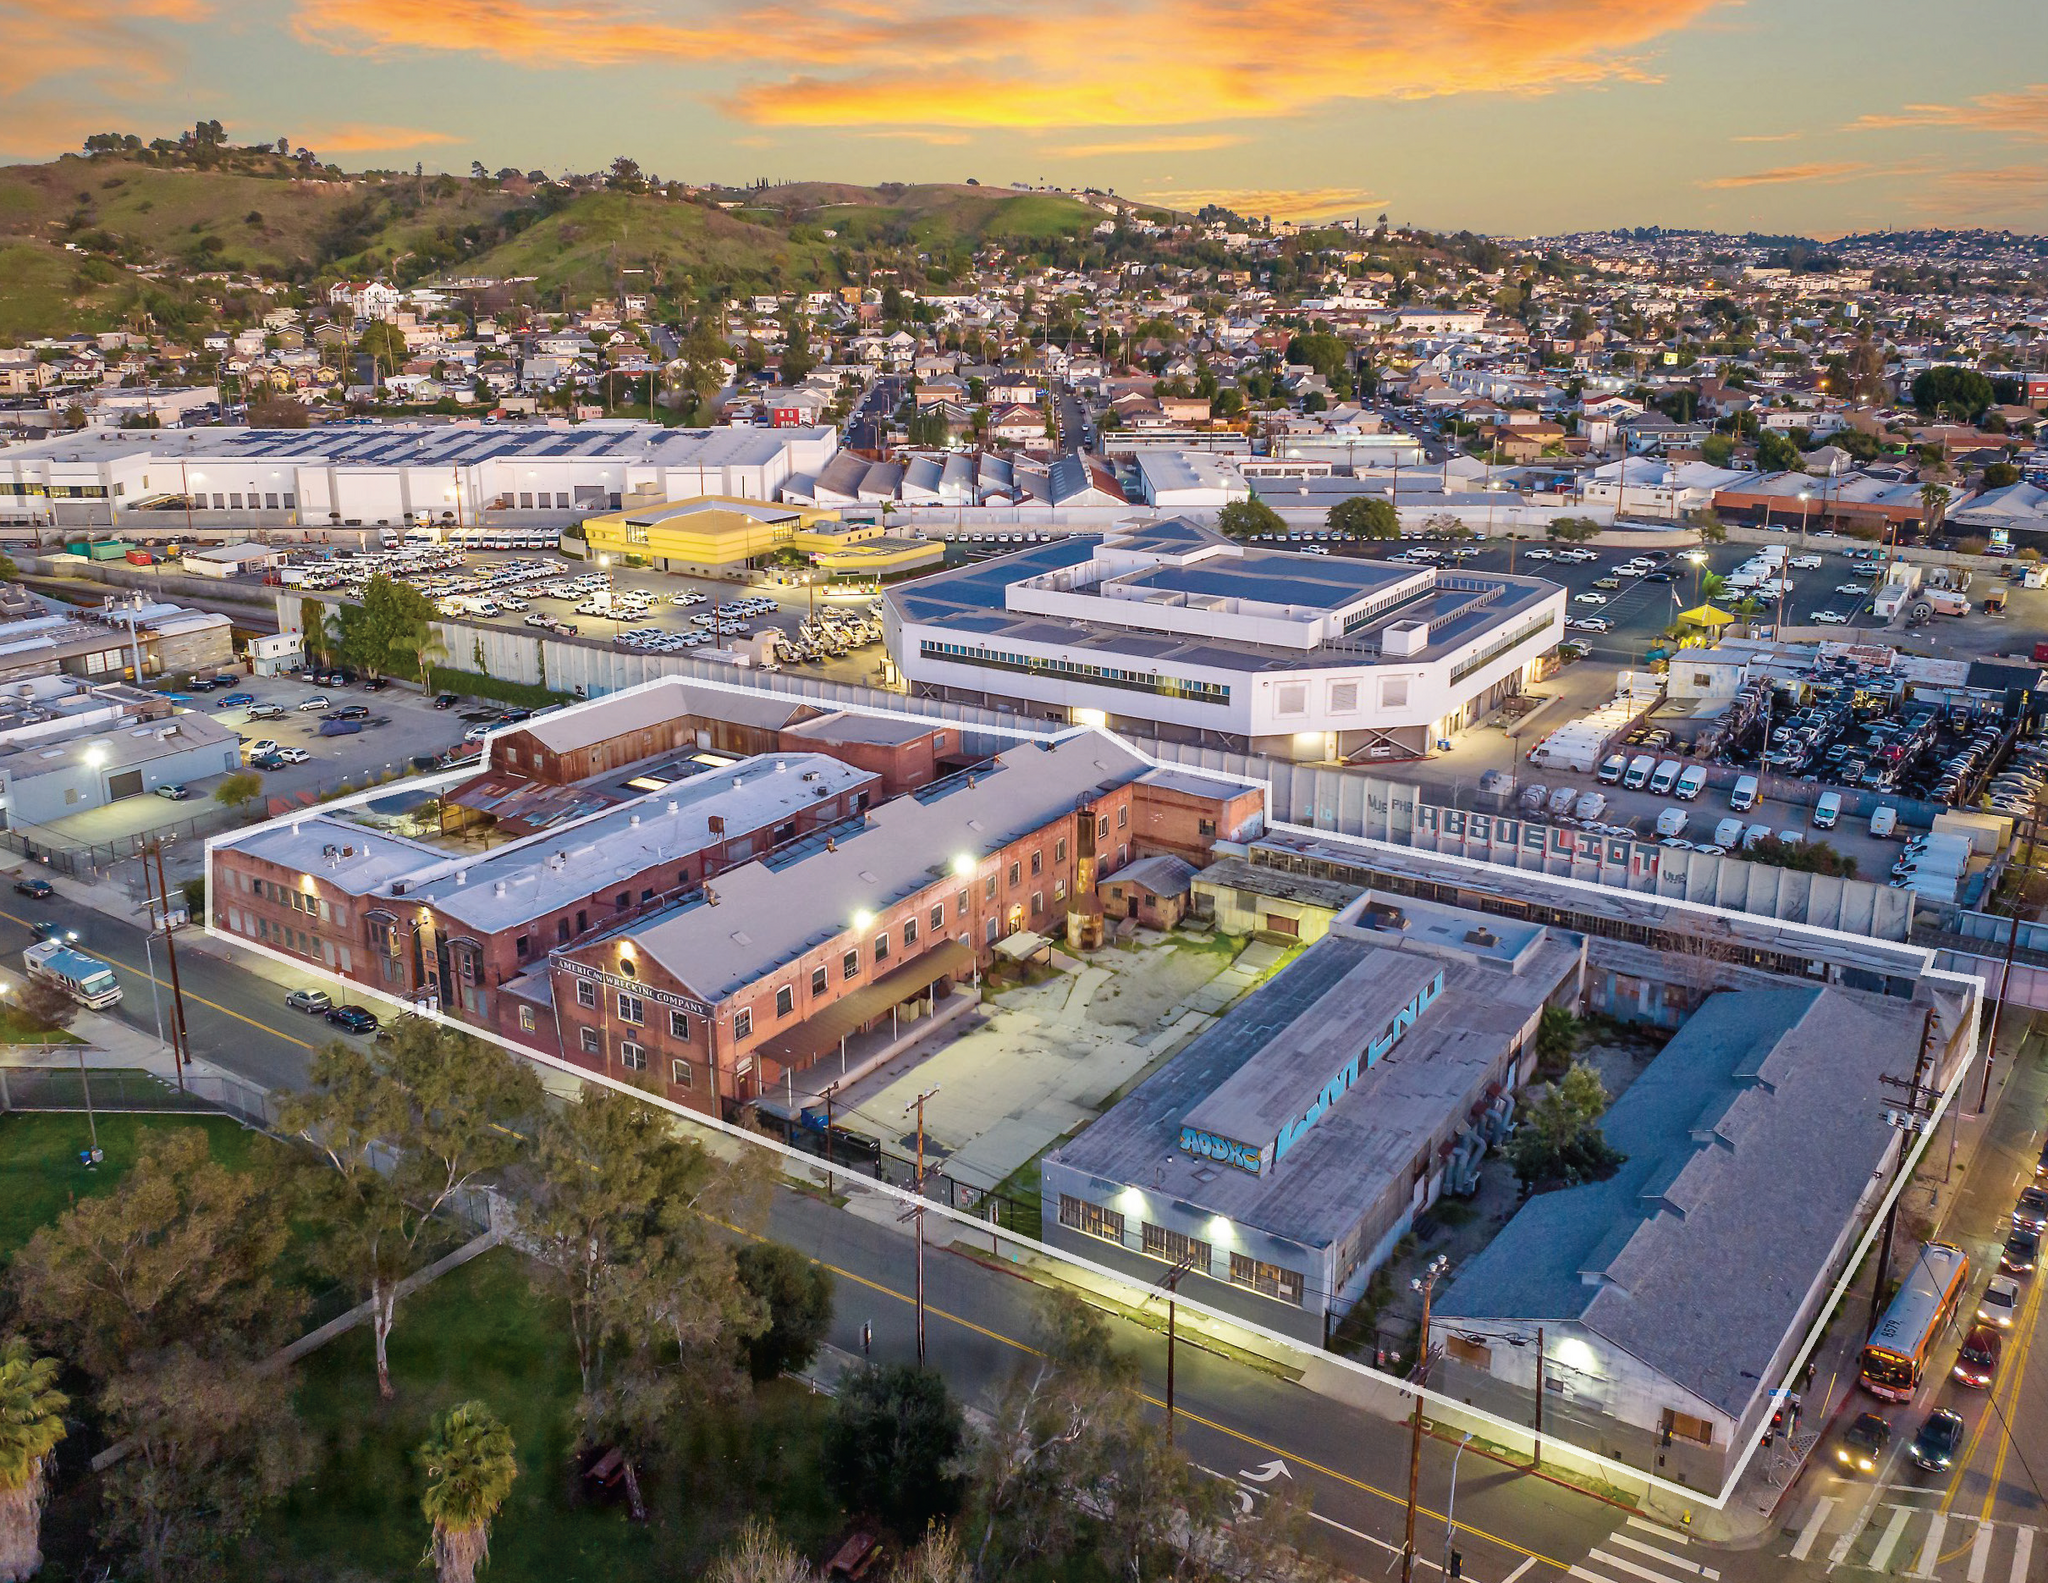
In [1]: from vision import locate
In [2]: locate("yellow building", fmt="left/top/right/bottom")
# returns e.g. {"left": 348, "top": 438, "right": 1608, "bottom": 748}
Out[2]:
{"left": 790, "top": 518, "right": 946, "bottom": 579}
{"left": 580, "top": 495, "right": 833, "bottom": 576}
{"left": 581, "top": 494, "right": 944, "bottom": 581}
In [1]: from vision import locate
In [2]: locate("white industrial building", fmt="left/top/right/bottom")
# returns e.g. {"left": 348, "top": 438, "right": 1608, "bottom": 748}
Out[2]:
{"left": 885, "top": 518, "right": 1566, "bottom": 759}
{"left": 0, "top": 423, "right": 840, "bottom": 527}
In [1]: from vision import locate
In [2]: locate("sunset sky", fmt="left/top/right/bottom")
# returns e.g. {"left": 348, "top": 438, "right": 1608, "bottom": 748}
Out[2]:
{"left": 13, "top": 0, "right": 2045, "bottom": 234}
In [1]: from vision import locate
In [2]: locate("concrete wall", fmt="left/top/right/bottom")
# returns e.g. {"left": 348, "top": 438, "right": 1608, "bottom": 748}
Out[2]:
{"left": 1122, "top": 735, "right": 1918, "bottom": 940}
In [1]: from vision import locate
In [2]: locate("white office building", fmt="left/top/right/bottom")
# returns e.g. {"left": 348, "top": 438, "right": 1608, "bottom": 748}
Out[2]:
{"left": 885, "top": 519, "right": 1566, "bottom": 760}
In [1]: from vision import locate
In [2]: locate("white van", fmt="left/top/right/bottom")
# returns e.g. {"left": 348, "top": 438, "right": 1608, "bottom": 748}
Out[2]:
{"left": 1623, "top": 754, "right": 1656, "bottom": 790}
{"left": 1713, "top": 816, "right": 1745, "bottom": 848}
{"left": 1730, "top": 774, "right": 1760, "bottom": 811}
{"left": 1675, "top": 765, "right": 1707, "bottom": 802}
{"left": 1743, "top": 823, "right": 1773, "bottom": 849}
{"left": 1813, "top": 791, "right": 1842, "bottom": 830}
{"left": 1597, "top": 754, "right": 1628, "bottom": 784}
{"left": 1649, "top": 759, "right": 1683, "bottom": 796}
{"left": 1869, "top": 804, "right": 1898, "bottom": 839}
{"left": 1656, "top": 806, "right": 1688, "bottom": 838}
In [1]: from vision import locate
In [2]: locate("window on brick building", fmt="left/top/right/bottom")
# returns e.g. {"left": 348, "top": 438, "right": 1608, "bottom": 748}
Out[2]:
{"left": 842, "top": 949, "right": 860, "bottom": 981}
{"left": 580, "top": 1027, "right": 600, "bottom": 1054}
{"left": 576, "top": 980, "right": 597, "bottom": 1009}
{"left": 812, "top": 965, "right": 828, "bottom": 996}
{"left": 620, "top": 1040, "right": 646, "bottom": 1072}
{"left": 1030, "top": 850, "right": 1042, "bottom": 877}
{"left": 734, "top": 1008, "right": 753, "bottom": 1039}
{"left": 669, "top": 1009, "right": 692, "bottom": 1041}
{"left": 617, "top": 993, "right": 645, "bottom": 1025}
{"left": 671, "top": 1059, "right": 693, "bottom": 1088}
{"left": 775, "top": 985, "right": 794, "bottom": 1018}
{"left": 873, "top": 931, "right": 890, "bottom": 963}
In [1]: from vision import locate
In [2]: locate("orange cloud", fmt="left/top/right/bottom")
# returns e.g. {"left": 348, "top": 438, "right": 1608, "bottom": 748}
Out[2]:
{"left": 1730, "top": 130, "right": 1802, "bottom": 143}
{"left": 1055, "top": 134, "right": 1244, "bottom": 157}
{"left": 0, "top": 0, "right": 210, "bottom": 87}
{"left": 1701, "top": 161, "right": 1883, "bottom": 189}
{"left": 294, "top": 0, "right": 1723, "bottom": 129}
{"left": 1846, "top": 85, "right": 2048, "bottom": 141}
{"left": 302, "top": 123, "right": 461, "bottom": 152}
{"left": 1140, "top": 185, "right": 1385, "bottom": 220}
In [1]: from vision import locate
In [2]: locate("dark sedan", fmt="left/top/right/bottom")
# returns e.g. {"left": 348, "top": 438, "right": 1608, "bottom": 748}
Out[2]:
{"left": 1907, "top": 1408, "right": 1964, "bottom": 1472}
{"left": 2002, "top": 1226, "right": 2040, "bottom": 1275}
{"left": 12, "top": 877, "right": 53, "bottom": 899}
{"left": 323, "top": 1004, "right": 380, "bottom": 1034}
{"left": 29, "top": 919, "right": 78, "bottom": 945}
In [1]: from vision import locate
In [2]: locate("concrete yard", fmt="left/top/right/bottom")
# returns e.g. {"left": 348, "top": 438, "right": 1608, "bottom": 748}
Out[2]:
{"left": 832, "top": 932, "right": 1287, "bottom": 1190}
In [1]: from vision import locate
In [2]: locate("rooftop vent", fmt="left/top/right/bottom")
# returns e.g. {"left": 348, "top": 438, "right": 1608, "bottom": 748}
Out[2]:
{"left": 494, "top": 881, "right": 507, "bottom": 898}
{"left": 1464, "top": 927, "right": 1497, "bottom": 948}
{"left": 455, "top": 870, "right": 467, "bottom": 886}
{"left": 630, "top": 813, "right": 641, "bottom": 828}
{"left": 667, "top": 800, "right": 679, "bottom": 816}
{"left": 802, "top": 770, "right": 821, "bottom": 782}
{"left": 775, "top": 760, "right": 786, "bottom": 773}
{"left": 1363, "top": 901, "right": 1407, "bottom": 931}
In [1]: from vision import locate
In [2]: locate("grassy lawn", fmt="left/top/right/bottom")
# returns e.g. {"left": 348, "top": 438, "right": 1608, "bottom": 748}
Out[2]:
{"left": 0, "top": 1110, "right": 268, "bottom": 1258}
{"left": 0, "top": 1002, "right": 83, "bottom": 1042}
{"left": 242, "top": 1247, "right": 845, "bottom": 1583}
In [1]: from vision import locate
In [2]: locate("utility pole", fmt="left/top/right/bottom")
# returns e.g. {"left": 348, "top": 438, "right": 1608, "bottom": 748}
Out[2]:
{"left": 143, "top": 838, "right": 190, "bottom": 1091}
{"left": 902, "top": 1084, "right": 942, "bottom": 1363}
{"left": 1532, "top": 1324, "right": 1545, "bottom": 1469}
{"left": 822, "top": 1079, "right": 840, "bottom": 1195}
{"left": 1402, "top": 1253, "right": 1450, "bottom": 1583}
{"left": 1151, "top": 1249, "right": 1201, "bottom": 1446}
{"left": 1869, "top": 1007, "right": 1940, "bottom": 1331}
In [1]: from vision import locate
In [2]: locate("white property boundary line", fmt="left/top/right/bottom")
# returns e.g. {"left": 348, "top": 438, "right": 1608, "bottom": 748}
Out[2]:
{"left": 200, "top": 686, "right": 1987, "bottom": 1514}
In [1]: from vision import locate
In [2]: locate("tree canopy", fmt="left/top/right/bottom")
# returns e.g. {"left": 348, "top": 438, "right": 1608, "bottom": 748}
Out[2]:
{"left": 1326, "top": 496, "right": 1399, "bottom": 539}
{"left": 1217, "top": 497, "right": 1286, "bottom": 540}
{"left": 1911, "top": 365, "right": 1996, "bottom": 422}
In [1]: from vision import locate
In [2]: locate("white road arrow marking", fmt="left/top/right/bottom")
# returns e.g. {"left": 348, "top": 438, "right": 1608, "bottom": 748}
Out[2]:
{"left": 1238, "top": 1459, "right": 1292, "bottom": 1484}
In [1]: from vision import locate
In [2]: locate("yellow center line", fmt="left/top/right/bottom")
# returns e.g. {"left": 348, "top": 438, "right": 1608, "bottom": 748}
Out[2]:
{"left": 801, "top": 1239, "right": 1568, "bottom": 1572}
{"left": 1976, "top": 1244, "right": 2047, "bottom": 1522}
{"left": 0, "top": 905, "right": 318, "bottom": 1053}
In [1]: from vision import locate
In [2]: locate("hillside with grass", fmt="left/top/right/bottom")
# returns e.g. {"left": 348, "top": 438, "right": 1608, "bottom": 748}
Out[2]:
{"left": 0, "top": 140, "right": 1132, "bottom": 337}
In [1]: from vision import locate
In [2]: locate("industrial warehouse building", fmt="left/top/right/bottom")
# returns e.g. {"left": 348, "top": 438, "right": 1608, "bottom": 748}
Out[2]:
{"left": 1042, "top": 888, "right": 1586, "bottom": 1344}
{"left": 0, "top": 423, "right": 840, "bottom": 526}
{"left": 885, "top": 518, "right": 1566, "bottom": 760}
{"left": 1435, "top": 981, "right": 1970, "bottom": 1487}
{"left": 577, "top": 495, "right": 943, "bottom": 580}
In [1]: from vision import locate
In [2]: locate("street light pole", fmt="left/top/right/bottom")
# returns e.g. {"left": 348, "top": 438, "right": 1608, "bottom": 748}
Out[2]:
{"left": 904, "top": 1084, "right": 942, "bottom": 1363}
{"left": 1402, "top": 1253, "right": 1450, "bottom": 1583}
{"left": 145, "top": 838, "right": 190, "bottom": 1090}
{"left": 1152, "top": 1249, "right": 1201, "bottom": 1447}
{"left": 1442, "top": 1430, "right": 1474, "bottom": 1581}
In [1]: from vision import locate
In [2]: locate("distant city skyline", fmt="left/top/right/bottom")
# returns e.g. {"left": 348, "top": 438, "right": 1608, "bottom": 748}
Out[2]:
{"left": 9, "top": 0, "right": 2045, "bottom": 234}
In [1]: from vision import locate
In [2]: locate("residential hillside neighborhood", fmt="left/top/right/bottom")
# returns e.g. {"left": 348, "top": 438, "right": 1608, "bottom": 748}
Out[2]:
{"left": 3, "top": 136, "right": 2045, "bottom": 546}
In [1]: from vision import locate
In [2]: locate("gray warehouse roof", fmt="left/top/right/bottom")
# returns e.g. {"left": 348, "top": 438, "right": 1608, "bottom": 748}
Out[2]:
{"left": 1437, "top": 986, "right": 1931, "bottom": 1419}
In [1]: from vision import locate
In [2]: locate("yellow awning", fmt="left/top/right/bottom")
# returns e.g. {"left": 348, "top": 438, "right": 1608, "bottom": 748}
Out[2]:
{"left": 1677, "top": 604, "right": 1735, "bottom": 626}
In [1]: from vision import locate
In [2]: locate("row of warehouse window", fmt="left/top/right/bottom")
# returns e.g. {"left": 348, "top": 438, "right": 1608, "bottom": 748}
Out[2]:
{"left": 919, "top": 640, "right": 1230, "bottom": 705}
{"left": 1056, "top": 1195, "right": 1304, "bottom": 1307}
{"left": 227, "top": 869, "right": 350, "bottom": 930}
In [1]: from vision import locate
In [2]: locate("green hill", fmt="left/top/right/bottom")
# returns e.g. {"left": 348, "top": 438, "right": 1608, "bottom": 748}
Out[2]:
{"left": 0, "top": 148, "right": 1128, "bottom": 337}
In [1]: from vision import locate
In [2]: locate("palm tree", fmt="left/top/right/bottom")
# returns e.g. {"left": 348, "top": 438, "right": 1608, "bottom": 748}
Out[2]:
{"left": 0, "top": 1340, "right": 69, "bottom": 1583}
{"left": 418, "top": 1401, "right": 517, "bottom": 1583}
{"left": 1919, "top": 482, "right": 1951, "bottom": 536}
{"left": 414, "top": 625, "right": 451, "bottom": 698}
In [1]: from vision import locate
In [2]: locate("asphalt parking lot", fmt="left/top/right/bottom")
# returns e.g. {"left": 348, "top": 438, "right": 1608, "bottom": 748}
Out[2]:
{"left": 335, "top": 551, "right": 896, "bottom": 690}
{"left": 174, "top": 673, "right": 476, "bottom": 799}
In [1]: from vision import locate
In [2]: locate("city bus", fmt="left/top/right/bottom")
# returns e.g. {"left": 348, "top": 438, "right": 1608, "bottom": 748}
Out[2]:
{"left": 22, "top": 940, "right": 123, "bottom": 1010}
{"left": 1860, "top": 1241, "right": 1970, "bottom": 1401}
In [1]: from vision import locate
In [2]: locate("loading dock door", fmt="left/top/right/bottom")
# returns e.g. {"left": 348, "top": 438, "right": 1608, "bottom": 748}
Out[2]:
{"left": 108, "top": 770, "right": 144, "bottom": 799}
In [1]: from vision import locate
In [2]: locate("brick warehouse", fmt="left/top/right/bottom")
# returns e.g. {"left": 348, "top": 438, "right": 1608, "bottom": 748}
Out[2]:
{"left": 208, "top": 692, "right": 1264, "bottom": 1118}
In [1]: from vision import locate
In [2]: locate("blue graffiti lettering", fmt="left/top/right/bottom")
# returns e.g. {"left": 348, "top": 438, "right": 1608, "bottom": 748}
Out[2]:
{"left": 1273, "top": 972, "right": 1443, "bottom": 1162}
{"left": 1178, "top": 1126, "right": 1264, "bottom": 1174}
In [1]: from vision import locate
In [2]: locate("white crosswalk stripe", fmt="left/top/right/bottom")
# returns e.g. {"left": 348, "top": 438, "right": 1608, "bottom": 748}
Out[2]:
{"left": 1570, "top": 1515, "right": 1710, "bottom": 1583}
{"left": 1797, "top": 1504, "right": 2044, "bottom": 1581}
{"left": 1793, "top": 1497, "right": 1837, "bottom": 1562}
